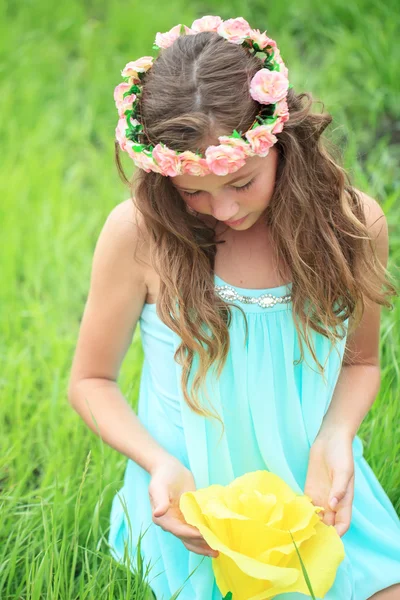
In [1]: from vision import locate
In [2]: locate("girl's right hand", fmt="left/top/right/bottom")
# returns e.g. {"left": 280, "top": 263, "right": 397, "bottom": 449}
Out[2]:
{"left": 148, "top": 456, "right": 219, "bottom": 558}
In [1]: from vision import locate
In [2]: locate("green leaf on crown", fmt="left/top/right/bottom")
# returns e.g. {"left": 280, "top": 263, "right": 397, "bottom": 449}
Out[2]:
{"left": 231, "top": 130, "right": 243, "bottom": 139}
{"left": 130, "top": 143, "right": 147, "bottom": 152}
{"left": 126, "top": 132, "right": 138, "bottom": 143}
{"left": 126, "top": 120, "right": 143, "bottom": 132}
{"left": 122, "top": 85, "right": 139, "bottom": 99}
{"left": 264, "top": 115, "right": 277, "bottom": 124}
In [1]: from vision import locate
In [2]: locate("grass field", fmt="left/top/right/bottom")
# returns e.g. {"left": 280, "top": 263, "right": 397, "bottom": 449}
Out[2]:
{"left": 1, "top": 0, "right": 399, "bottom": 597}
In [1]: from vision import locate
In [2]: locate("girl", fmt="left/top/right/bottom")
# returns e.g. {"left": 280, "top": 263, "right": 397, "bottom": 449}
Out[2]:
{"left": 67, "top": 16, "right": 400, "bottom": 600}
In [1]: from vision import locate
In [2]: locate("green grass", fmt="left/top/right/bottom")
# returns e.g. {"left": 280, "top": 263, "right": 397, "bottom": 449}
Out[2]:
{"left": 1, "top": 0, "right": 399, "bottom": 597}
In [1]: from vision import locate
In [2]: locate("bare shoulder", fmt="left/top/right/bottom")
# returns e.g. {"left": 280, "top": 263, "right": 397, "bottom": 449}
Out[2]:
{"left": 352, "top": 187, "right": 389, "bottom": 264}
{"left": 106, "top": 198, "right": 150, "bottom": 266}
{"left": 67, "top": 198, "right": 151, "bottom": 392}
{"left": 107, "top": 196, "right": 140, "bottom": 225}
{"left": 353, "top": 187, "right": 387, "bottom": 231}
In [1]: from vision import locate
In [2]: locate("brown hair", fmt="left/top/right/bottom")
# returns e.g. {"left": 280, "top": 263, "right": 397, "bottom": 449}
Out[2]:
{"left": 115, "top": 31, "right": 397, "bottom": 430}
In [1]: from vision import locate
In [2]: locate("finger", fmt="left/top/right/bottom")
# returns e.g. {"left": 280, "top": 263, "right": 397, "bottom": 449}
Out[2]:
{"left": 183, "top": 541, "right": 219, "bottom": 558}
{"left": 183, "top": 539, "right": 219, "bottom": 557}
{"left": 181, "top": 536, "right": 215, "bottom": 548}
{"left": 176, "top": 523, "right": 220, "bottom": 555}
{"left": 152, "top": 503, "right": 169, "bottom": 518}
{"left": 154, "top": 516, "right": 219, "bottom": 555}
{"left": 149, "top": 488, "right": 170, "bottom": 518}
{"left": 328, "top": 468, "right": 353, "bottom": 510}
{"left": 321, "top": 507, "right": 336, "bottom": 527}
{"left": 334, "top": 501, "right": 352, "bottom": 536}
{"left": 334, "top": 476, "right": 354, "bottom": 537}
{"left": 155, "top": 517, "right": 208, "bottom": 542}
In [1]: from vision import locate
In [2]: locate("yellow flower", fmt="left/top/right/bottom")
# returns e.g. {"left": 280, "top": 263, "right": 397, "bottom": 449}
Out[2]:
{"left": 179, "top": 470, "right": 345, "bottom": 600}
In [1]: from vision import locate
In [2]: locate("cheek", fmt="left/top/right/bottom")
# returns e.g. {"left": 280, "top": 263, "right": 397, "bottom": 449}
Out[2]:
{"left": 183, "top": 195, "right": 207, "bottom": 211}
{"left": 247, "top": 181, "right": 273, "bottom": 208}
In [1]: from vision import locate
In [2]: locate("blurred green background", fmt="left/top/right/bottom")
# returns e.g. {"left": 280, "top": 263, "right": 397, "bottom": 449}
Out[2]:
{"left": 1, "top": 0, "right": 399, "bottom": 597}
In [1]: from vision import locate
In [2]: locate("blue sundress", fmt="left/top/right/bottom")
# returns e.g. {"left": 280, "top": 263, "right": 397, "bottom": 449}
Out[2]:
{"left": 108, "top": 274, "right": 400, "bottom": 599}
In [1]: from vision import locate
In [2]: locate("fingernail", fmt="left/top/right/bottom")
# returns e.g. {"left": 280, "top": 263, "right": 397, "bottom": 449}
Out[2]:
{"left": 329, "top": 497, "right": 338, "bottom": 510}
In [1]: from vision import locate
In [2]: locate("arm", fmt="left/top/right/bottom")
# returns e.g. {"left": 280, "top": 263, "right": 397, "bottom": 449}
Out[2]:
{"left": 315, "top": 191, "right": 389, "bottom": 442}
{"left": 304, "top": 191, "right": 390, "bottom": 536}
{"left": 68, "top": 202, "right": 219, "bottom": 557}
{"left": 67, "top": 199, "right": 177, "bottom": 475}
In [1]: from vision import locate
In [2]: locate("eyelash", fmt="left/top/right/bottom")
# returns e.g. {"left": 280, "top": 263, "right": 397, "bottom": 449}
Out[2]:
{"left": 182, "top": 177, "right": 256, "bottom": 197}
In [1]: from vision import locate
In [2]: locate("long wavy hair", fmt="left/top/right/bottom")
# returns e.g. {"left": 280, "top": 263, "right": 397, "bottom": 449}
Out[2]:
{"left": 115, "top": 31, "right": 397, "bottom": 429}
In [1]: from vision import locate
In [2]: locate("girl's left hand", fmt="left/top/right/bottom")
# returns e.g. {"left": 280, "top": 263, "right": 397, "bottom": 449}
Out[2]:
{"left": 304, "top": 431, "right": 355, "bottom": 537}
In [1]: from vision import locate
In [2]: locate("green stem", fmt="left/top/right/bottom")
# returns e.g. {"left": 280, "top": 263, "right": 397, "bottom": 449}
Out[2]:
{"left": 288, "top": 530, "right": 316, "bottom": 599}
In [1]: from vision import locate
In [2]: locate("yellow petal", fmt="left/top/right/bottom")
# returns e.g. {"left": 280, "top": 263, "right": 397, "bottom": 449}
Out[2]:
{"left": 179, "top": 491, "right": 206, "bottom": 527}
{"left": 236, "top": 491, "right": 277, "bottom": 522}
{"left": 281, "top": 495, "right": 320, "bottom": 532}
{"left": 185, "top": 518, "right": 300, "bottom": 586}
{"left": 180, "top": 472, "right": 344, "bottom": 600}
{"left": 228, "top": 471, "right": 296, "bottom": 503}
{"left": 182, "top": 492, "right": 313, "bottom": 559}
{"left": 213, "top": 551, "right": 283, "bottom": 600}
{"left": 280, "top": 520, "right": 345, "bottom": 597}
{"left": 203, "top": 497, "right": 249, "bottom": 521}
{"left": 268, "top": 501, "right": 284, "bottom": 525}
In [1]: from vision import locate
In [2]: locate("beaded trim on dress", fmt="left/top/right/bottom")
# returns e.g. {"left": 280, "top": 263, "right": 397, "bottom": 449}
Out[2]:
{"left": 215, "top": 284, "right": 292, "bottom": 309}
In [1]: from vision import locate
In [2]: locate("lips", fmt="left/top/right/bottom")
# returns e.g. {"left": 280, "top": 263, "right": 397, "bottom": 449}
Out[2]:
{"left": 224, "top": 214, "right": 248, "bottom": 225}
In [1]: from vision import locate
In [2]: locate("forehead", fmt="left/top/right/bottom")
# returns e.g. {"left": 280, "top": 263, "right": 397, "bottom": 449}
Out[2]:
{"left": 171, "top": 155, "right": 260, "bottom": 190}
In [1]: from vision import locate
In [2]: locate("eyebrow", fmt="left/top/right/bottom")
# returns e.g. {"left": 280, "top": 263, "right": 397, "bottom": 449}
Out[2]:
{"left": 173, "top": 170, "right": 255, "bottom": 191}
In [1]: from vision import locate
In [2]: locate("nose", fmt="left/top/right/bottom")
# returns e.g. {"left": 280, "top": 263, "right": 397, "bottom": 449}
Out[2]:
{"left": 211, "top": 195, "right": 240, "bottom": 222}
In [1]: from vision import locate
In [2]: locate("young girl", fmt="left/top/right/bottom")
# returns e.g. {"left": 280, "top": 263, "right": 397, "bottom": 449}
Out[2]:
{"left": 67, "top": 16, "right": 400, "bottom": 600}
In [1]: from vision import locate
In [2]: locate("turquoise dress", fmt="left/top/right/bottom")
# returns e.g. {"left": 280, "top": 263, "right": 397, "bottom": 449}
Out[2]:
{"left": 108, "top": 274, "right": 400, "bottom": 599}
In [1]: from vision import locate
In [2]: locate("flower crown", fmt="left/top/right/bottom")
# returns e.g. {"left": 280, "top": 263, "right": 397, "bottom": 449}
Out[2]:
{"left": 114, "top": 15, "right": 291, "bottom": 177}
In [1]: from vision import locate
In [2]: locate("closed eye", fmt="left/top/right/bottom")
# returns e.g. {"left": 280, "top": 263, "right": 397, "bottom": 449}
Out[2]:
{"left": 181, "top": 177, "right": 256, "bottom": 197}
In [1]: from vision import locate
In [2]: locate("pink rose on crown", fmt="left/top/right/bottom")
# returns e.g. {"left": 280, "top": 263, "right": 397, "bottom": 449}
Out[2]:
{"left": 126, "top": 146, "right": 162, "bottom": 174}
{"left": 271, "top": 99, "right": 290, "bottom": 134}
{"left": 114, "top": 82, "right": 131, "bottom": 103}
{"left": 191, "top": 15, "right": 223, "bottom": 33}
{"left": 269, "top": 47, "right": 289, "bottom": 79}
{"left": 249, "top": 29, "right": 277, "bottom": 51}
{"left": 152, "top": 143, "right": 183, "bottom": 176}
{"left": 272, "top": 117, "right": 289, "bottom": 135}
{"left": 217, "top": 17, "right": 252, "bottom": 45}
{"left": 115, "top": 115, "right": 135, "bottom": 152}
{"left": 121, "top": 57, "right": 154, "bottom": 83}
{"left": 115, "top": 114, "right": 142, "bottom": 150}
{"left": 250, "top": 69, "right": 289, "bottom": 105}
{"left": 275, "top": 59, "right": 289, "bottom": 80}
{"left": 179, "top": 151, "right": 211, "bottom": 176}
{"left": 245, "top": 125, "right": 277, "bottom": 156}
{"left": 217, "top": 135, "right": 256, "bottom": 157}
{"left": 114, "top": 83, "right": 136, "bottom": 118}
{"left": 274, "top": 98, "right": 289, "bottom": 118}
{"left": 155, "top": 24, "right": 194, "bottom": 49}
{"left": 205, "top": 144, "right": 248, "bottom": 176}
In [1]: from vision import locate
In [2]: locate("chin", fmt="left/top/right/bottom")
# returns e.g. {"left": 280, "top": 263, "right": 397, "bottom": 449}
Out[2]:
{"left": 241, "top": 213, "right": 261, "bottom": 227}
